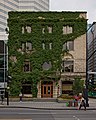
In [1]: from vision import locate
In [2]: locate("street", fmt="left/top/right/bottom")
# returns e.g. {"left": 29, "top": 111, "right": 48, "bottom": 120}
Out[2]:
{"left": 0, "top": 108, "right": 96, "bottom": 120}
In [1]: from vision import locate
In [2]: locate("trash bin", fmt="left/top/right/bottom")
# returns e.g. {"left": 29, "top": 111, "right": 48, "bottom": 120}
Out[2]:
{"left": 74, "top": 101, "right": 78, "bottom": 107}
{"left": 68, "top": 101, "right": 73, "bottom": 107}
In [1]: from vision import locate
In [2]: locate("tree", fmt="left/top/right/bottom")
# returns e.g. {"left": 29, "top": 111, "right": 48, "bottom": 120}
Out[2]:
{"left": 72, "top": 77, "right": 84, "bottom": 95}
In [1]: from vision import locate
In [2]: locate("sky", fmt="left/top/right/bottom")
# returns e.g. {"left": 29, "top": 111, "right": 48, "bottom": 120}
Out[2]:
{"left": 50, "top": 0, "right": 96, "bottom": 24}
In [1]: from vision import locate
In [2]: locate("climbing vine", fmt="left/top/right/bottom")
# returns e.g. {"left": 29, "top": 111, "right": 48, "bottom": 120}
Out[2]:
{"left": 8, "top": 11, "right": 87, "bottom": 97}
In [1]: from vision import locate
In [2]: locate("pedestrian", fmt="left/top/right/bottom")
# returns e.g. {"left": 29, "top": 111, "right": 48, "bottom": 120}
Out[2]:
{"left": 19, "top": 92, "right": 22, "bottom": 102}
{"left": 79, "top": 97, "right": 86, "bottom": 110}
{"left": 1, "top": 91, "right": 4, "bottom": 104}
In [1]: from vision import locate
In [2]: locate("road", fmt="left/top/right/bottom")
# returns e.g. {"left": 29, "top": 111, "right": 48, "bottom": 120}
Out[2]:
{"left": 0, "top": 108, "right": 96, "bottom": 120}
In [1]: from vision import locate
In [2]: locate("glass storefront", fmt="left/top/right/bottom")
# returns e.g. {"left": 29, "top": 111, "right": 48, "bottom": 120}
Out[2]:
{"left": 0, "top": 40, "right": 7, "bottom": 87}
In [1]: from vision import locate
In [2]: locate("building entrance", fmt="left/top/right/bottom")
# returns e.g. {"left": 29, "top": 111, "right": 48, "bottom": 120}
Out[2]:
{"left": 41, "top": 81, "right": 53, "bottom": 98}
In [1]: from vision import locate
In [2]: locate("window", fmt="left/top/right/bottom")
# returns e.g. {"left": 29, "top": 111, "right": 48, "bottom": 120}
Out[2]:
{"left": 62, "top": 61, "right": 74, "bottom": 72}
{"left": 63, "top": 25, "right": 73, "bottom": 34}
{"left": 42, "top": 42, "right": 53, "bottom": 50}
{"left": 42, "top": 25, "right": 53, "bottom": 34}
{"left": 22, "top": 42, "right": 32, "bottom": 52}
{"left": 24, "top": 60, "right": 30, "bottom": 72}
{"left": 26, "top": 42, "right": 32, "bottom": 51}
{"left": 26, "top": 26, "right": 31, "bottom": 33}
{"left": 47, "top": 26, "right": 52, "bottom": 33}
{"left": 22, "top": 26, "right": 31, "bottom": 34}
{"left": 0, "top": 41, "right": 4, "bottom": 53}
{"left": 49, "top": 43, "right": 52, "bottom": 49}
{"left": 42, "top": 27, "right": 45, "bottom": 34}
{"left": 22, "top": 27, "right": 24, "bottom": 34}
{"left": 62, "top": 41, "right": 74, "bottom": 51}
{"left": 42, "top": 43, "right": 45, "bottom": 49}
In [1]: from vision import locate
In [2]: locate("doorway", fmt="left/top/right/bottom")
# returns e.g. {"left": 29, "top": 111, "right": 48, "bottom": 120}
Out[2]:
{"left": 41, "top": 81, "right": 53, "bottom": 98}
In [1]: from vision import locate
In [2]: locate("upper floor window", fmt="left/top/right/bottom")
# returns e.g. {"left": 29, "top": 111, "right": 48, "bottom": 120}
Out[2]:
{"left": 63, "top": 25, "right": 73, "bottom": 34}
{"left": 42, "top": 25, "right": 53, "bottom": 34}
{"left": 42, "top": 27, "right": 45, "bottom": 34}
{"left": 22, "top": 42, "right": 32, "bottom": 52}
{"left": 47, "top": 26, "right": 52, "bottom": 33}
{"left": 49, "top": 43, "right": 52, "bottom": 49}
{"left": 22, "top": 26, "right": 32, "bottom": 34}
{"left": 26, "top": 26, "right": 31, "bottom": 33}
{"left": 42, "top": 42, "right": 53, "bottom": 50}
{"left": 62, "top": 41, "right": 74, "bottom": 51}
{"left": 42, "top": 43, "right": 45, "bottom": 49}
{"left": 62, "top": 60, "right": 74, "bottom": 72}
{"left": 24, "top": 60, "right": 30, "bottom": 72}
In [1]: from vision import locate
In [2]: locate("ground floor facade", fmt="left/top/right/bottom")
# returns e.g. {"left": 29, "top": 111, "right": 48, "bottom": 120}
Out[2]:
{"left": 22, "top": 72, "right": 86, "bottom": 98}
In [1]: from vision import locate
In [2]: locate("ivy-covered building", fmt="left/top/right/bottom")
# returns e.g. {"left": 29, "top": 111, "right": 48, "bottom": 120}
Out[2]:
{"left": 8, "top": 11, "right": 87, "bottom": 98}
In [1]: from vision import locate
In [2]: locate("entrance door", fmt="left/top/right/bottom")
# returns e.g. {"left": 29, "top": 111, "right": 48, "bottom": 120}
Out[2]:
{"left": 41, "top": 82, "right": 53, "bottom": 98}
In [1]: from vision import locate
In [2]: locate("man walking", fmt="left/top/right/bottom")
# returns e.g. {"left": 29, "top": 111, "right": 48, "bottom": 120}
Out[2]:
{"left": 79, "top": 97, "right": 86, "bottom": 110}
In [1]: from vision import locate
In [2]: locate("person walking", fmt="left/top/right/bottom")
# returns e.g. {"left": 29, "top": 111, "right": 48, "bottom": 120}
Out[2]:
{"left": 79, "top": 97, "right": 86, "bottom": 110}
{"left": 19, "top": 92, "right": 22, "bottom": 102}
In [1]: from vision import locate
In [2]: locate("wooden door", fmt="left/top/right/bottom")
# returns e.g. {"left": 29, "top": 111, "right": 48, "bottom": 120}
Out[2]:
{"left": 41, "top": 84, "right": 53, "bottom": 98}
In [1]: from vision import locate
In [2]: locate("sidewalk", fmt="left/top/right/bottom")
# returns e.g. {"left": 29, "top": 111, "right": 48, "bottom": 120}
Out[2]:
{"left": 0, "top": 98, "right": 96, "bottom": 110}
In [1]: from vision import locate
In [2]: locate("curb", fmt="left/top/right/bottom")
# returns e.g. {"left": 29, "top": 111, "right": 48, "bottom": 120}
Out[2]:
{"left": 0, "top": 105, "right": 96, "bottom": 110}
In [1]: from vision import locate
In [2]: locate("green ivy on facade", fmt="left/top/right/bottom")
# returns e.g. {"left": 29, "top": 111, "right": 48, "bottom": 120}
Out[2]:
{"left": 8, "top": 11, "right": 87, "bottom": 97}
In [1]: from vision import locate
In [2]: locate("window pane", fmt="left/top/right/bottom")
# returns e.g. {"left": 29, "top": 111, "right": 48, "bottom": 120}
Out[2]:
{"left": 49, "top": 43, "right": 52, "bottom": 49}
{"left": 62, "top": 43, "right": 67, "bottom": 51}
{"left": 0, "top": 70, "right": 4, "bottom": 82}
{"left": 42, "top": 43, "right": 45, "bottom": 49}
{"left": 26, "top": 26, "right": 31, "bottom": 33}
{"left": 47, "top": 26, "right": 52, "bottom": 33}
{"left": 0, "top": 55, "right": 4, "bottom": 68}
{"left": 22, "top": 27, "right": 24, "bottom": 34}
{"left": 22, "top": 43, "right": 25, "bottom": 51}
{"left": 62, "top": 61, "right": 74, "bottom": 72}
{"left": 63, "top": 26, "right": 67, "bottom": 34}
{"left": 24, "top": 61, "right": 30, "bottom": 72}
{"left": 42, "top": 28, "right": 45, "bottom": 34}
{"left": 67, "top": 41, "right": 74, "bottom": 51}
{"left": 26, "top": 42, "right": 32, "bottom": 51}
{"left": 0, "top": 41, "right": 4, "bottom": 53}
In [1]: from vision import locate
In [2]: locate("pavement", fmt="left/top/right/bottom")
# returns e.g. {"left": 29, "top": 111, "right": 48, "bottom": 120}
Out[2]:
{"left": 0, "top": 98, "right": 96, "bottom": 110}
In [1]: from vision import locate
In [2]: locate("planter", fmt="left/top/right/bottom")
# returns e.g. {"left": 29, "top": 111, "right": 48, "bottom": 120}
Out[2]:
{"left": 68, "top": 101, "right": 73, "bottom": 107}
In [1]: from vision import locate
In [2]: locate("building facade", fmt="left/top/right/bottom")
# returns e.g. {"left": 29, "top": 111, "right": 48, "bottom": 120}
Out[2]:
{"left": 87, "top": 22, "right": 96, "bottom": 85}
{"left": 8, "top": 11, "right": 87, "bottom": 98}
{"left": 0, "top": 0, "right": 49, "bottom": 32}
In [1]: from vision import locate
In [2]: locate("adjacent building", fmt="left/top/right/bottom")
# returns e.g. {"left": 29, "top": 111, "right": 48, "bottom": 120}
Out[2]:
{"left": 87, "top": 22, "right": 96, "bottom": 85}
{"left": 8, "top": 11, "right": 87, "bottom": 98}
{"left": 0, "top": 0, "right": 49, "bottom": 32}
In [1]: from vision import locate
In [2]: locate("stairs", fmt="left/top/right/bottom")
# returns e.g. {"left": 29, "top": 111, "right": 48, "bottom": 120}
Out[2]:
{"left": 32, "top": 98, "right": 57, "bottom": 102}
